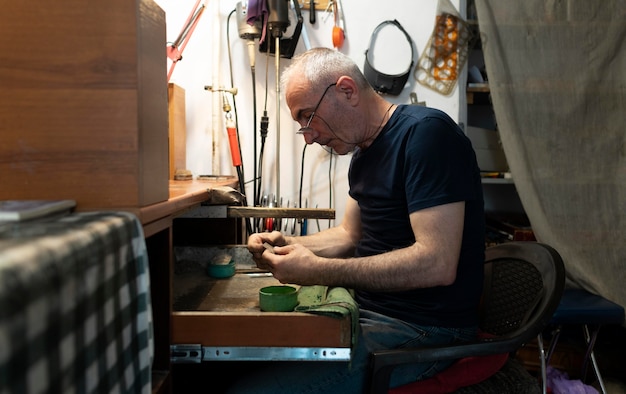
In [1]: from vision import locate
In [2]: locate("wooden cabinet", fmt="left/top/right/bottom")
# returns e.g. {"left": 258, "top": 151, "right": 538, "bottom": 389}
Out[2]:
{"left": 0, "top": 1, "right": 174, "bottom": 391}
{"left": 0, "top": 0, "right": 168, "bottom": 209}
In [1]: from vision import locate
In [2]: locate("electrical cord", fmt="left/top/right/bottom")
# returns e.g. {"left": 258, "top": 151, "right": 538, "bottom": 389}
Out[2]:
{"left": 226, "top": 9, "right": 252, "bottom": 236}
{"left": 298, "top": 143, "right": 307, "bottom": 235}
{"left": 226, "top": 10, "right": 246, "bottom": 187}
{"left": 298, "top": 144, "right": 307, "bottom": 209}
{"left": 255, "top": 43, "right": 271, "bottom": 212}
{"left": 229, "top": 7, "right": 263, "bottom": 231}
{"left": 328, "top": 149, "right": 333, "bottom": 228}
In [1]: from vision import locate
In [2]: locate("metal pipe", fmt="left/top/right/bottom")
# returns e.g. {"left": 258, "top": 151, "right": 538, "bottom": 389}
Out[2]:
{"left": 275, "top": 35, "right": 281, "bottom": 206}
{"left": 211, "top": 0, "right": 222, "bottom": 175}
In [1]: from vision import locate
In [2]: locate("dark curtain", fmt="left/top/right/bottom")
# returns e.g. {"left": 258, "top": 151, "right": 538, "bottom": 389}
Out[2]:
{"left": 475, "top": 0, "right": 626, "bottom": 313}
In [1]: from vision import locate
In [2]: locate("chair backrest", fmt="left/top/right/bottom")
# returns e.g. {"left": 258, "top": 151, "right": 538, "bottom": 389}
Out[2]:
{"left": 480, "top": 242, "right": 566, "bottom": 343}
{"left": 368, "top": 242, "right": 566, "bottom": 394}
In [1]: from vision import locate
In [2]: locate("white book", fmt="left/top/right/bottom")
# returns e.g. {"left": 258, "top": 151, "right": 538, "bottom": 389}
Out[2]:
{"left": 0, "top": 200, "right": 76, "bottom": 221}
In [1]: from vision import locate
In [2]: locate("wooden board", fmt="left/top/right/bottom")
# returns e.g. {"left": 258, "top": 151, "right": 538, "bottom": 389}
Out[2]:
{"left": 301, "top": 0, "right": 331, "bottom": 11}
{"left": 198, "top": 274, "right": 297, "bottom": 312}
{"left": 168, "top": 83, "right": 187, "bottom": 180}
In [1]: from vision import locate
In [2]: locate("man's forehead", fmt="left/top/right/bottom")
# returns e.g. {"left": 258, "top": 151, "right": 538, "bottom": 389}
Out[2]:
{"left": 286, "top": 80, "right": 312, "bottom": 108}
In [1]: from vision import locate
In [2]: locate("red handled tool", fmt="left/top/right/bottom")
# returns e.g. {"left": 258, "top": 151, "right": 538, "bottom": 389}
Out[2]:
{"left": 224, "top": 108, "right": 252, "bottom": 236}
{"left": 226, "top": 116, "right": 242, "bottom": 167}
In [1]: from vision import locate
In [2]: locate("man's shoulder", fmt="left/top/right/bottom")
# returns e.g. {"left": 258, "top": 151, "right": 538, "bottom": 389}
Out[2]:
{"left": 392, "top": 105, "right": 460, "bottom": 139}
{"left": 396, "top": 104, "right": 453, "bottom": 122}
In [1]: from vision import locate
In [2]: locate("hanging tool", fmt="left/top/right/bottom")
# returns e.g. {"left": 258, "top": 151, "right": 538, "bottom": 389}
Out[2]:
{"left": 363, "top": 19, "right": 415, "bottom": 96}
{"left": 259, "top": 0, "right": 303, "bottom": 59}
{"left": 221, "top": 92, "right": 252, "bottom": 237}
{"left": 236, "top": 1, "right": 262, "bottom": 69}
{"left": 263, "top": 0, "right": 302, "bottom": 211}
{"left": 332, "top": 0, "right": 345, "bottom": 49}
{"left": 235, "top": 1, "right": 262, "bottom": 227}
{"left": 309, "top": 0, "right": 316, "bottom": 24}
{"left": 293, "top": 0, "right": 311, "bottom": 49}
{"left": 166, "top": 0, "right": 207, "bottom": 81}
{"left": 225, "top": 113, "right": 241, "bottom": 168}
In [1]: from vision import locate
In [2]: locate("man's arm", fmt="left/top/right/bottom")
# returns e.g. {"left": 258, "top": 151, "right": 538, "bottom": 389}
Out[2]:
{"left": 265, "top": 201, "right": 466, "bottom": 291}
{"left": 284, "top": 196, "right": 362, "bottom": 258}
{"left": 247, "top": 196, "right": 362, "bottom": 266}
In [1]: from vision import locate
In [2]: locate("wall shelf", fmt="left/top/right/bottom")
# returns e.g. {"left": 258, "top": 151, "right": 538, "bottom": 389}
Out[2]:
{"left": 468, "top": 82, "right": 490, "bottom": 92}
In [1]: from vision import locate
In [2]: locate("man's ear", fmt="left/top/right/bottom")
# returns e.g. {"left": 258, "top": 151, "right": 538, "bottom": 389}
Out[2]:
{"left": 336, "top": 76, "right": 359, "bottom": 104}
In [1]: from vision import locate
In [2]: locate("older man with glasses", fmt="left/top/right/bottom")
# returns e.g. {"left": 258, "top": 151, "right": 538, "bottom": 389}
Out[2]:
{"left": 236, "top": 47, "right": 485, "bottom": 394}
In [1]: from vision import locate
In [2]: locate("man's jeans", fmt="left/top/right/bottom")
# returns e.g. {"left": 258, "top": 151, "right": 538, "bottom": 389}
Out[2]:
{"left": 226, "top": 308, "right": 477, "bottom": 393}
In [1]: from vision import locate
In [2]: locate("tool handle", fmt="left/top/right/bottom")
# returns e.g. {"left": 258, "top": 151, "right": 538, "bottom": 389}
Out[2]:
{"left": 332, "top": 26, "right": 344, "bottom": 48}
{"left": 309, "top": 0, "right": 315, "bottom": 24}
{"left": 227, "top": 126, "right": 242, "bottom": 167}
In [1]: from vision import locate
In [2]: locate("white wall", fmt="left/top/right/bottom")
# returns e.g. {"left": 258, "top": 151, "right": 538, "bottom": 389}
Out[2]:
{"left": 155, "top": 0, "right": 465, "bottom": 234}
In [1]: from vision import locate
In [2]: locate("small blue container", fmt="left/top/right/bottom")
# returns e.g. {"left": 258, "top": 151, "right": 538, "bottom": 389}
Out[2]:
{"left": 207, "top": 253, "right": 235, "bottom": 279}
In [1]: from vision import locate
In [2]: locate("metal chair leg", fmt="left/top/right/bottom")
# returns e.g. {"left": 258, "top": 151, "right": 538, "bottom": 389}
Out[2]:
{"left": 537, "top": 333, "right": 548, "bottom": 394}
{"left": 539, "top": 326, "right": 563, "bottom": 394}
{"left": 583, "top": 324, "right": 608, "bottom": 394}
{"left": 545, "top": 326, "right": 562, "bottom": 366}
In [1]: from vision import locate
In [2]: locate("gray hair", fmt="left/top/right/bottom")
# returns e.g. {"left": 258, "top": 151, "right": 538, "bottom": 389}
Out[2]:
{"left": 281, "top": 47, "right": 371, "bottom": 91}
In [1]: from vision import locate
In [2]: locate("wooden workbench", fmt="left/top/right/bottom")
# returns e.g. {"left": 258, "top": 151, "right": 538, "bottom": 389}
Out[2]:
{"left": 142, "top": 179, "right": 349, "bottom": 371}
{"left": 140, "top": 177, "right": 240, "bottom": 392}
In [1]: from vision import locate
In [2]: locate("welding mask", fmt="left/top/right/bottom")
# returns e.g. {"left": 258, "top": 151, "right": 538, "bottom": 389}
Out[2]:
{"left": 364, "top": 19, "right": 415, "bottom": 96}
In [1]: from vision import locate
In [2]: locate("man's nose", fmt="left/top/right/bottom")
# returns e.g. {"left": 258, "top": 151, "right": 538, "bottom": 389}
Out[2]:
{"left": 301, "top": 130, "right": 319, "bottom": 145}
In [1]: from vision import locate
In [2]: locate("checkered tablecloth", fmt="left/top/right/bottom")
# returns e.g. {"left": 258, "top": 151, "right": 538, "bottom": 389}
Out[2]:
{"left": 0, "top": 211, "right": 153, "bottom": 394}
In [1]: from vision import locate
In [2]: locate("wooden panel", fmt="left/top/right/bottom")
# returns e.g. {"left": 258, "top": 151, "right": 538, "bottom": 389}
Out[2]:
{"left": 168, "top": 83, "right": 187, "bottom": 179}
{"left": 0, "top": 0, "right": 168, "bottom": 209}
{"left": 172, "top": 312, "right": 352, "bottom": 348}
{"left": 301, "top": 0, "right": 331, "bottom": 11}
{"left": 0, "top": 1, "right": 137, "bottom": 90}
{"left": 146, "top": 228, "right": 174, "bottom": 371}
{"left": 1, "top": 90, "right": 144, "bottom": 207}
{"left": 138, "top": 0, "right": 170, "bottom": 205}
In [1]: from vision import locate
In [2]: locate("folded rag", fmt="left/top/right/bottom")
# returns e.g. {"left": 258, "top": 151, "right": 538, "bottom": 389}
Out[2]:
{"left": 296, "top": 285, "right": 359, "bottom": 348}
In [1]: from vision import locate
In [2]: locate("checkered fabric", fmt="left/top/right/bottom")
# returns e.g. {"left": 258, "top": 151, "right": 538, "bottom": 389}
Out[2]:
{"left": 0, "top": 211, "right": 153, "bottom": 394}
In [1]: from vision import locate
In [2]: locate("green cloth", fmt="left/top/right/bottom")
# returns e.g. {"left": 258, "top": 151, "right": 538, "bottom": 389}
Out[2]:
{"left": 296, "top": 285, "right": 359, "bottom": 348}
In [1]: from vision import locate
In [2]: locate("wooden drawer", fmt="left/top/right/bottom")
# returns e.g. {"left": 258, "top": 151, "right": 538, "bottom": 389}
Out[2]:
{"left": 172, "top": 249, "right": 352, "bottom": 362}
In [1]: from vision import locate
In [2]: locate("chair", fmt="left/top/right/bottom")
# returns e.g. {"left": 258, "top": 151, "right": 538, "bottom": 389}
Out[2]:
{"left": 368, "top": 242, "right": 566, "bottom": 394}
{"left": 539, "top": 288, "right": 625, "bottom": 394}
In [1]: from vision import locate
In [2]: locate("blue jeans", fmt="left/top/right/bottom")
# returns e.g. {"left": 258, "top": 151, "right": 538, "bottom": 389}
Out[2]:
{"left": 225, "top": 309, "right": 477, "bottom": 393}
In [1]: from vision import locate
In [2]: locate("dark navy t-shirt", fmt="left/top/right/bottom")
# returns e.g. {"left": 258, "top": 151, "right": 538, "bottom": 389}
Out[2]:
{"left": 349, "top": 105, "right": 485, "bottom": 328}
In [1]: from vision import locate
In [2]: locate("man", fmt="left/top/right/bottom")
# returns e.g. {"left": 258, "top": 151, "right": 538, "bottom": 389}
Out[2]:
{"left": 236, "top": 47, "right": 485, "bottom": 393}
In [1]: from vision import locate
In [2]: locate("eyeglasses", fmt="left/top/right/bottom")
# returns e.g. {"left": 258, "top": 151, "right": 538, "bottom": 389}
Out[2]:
{"left": 296, "top": 83, "right": 337, "bottom": 135}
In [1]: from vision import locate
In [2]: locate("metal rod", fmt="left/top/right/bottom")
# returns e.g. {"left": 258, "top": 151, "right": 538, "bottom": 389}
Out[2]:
{"left": 227, "top": 206, "right": 335, "bottom": 220}
{"left": 275, "top": 35, "right": 281, "bottom": 207}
